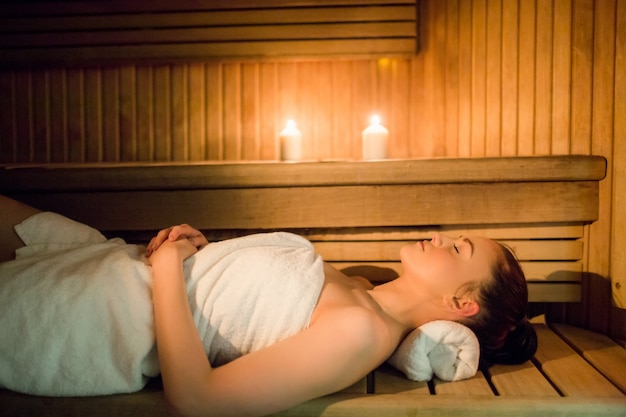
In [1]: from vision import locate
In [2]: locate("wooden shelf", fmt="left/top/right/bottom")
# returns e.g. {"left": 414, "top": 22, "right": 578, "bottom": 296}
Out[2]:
{"left": 0, "top": 155, "right": 607, "bottom": 191}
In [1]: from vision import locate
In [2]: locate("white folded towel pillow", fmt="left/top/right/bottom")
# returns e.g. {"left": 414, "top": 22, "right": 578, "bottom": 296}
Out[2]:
{"left": 387, "top": 320, "right": 480, "bottom": 382}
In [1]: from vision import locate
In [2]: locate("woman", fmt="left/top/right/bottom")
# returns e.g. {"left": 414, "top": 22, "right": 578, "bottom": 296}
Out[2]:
{"left": 1, "top": 195, "right": 536, "bottom": 416}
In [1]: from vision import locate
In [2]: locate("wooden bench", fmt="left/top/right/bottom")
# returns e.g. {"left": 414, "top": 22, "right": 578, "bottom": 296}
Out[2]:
{"left": 1, "top": 155, "right": 625, "bottom": 417}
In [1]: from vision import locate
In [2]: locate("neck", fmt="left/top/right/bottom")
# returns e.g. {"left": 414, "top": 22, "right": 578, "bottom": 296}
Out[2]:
{"left": 368, "top": 276, "right": 455, "bottom": 331}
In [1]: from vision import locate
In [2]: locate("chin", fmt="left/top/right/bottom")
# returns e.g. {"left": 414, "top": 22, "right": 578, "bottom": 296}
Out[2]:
{"left": 399, "top": 243, "right": 413, "bottom": 262}
{"left": 399, "top": 242, "right": 421, "bottom": 268}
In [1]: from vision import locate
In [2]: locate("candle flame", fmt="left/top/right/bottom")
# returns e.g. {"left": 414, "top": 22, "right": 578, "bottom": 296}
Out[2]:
{"left": 370, "top": 115, "right": 381, "bottom": 126}
{"left": 280, "top": 119, "right": 302, "bottom": 137}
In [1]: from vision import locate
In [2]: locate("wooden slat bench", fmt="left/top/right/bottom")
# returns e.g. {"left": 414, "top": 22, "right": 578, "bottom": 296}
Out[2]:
{"left": 1, "top": 155, "right": 625, "bottom": 417}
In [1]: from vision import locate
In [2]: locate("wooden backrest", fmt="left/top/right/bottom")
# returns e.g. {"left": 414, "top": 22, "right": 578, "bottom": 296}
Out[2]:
{"left": 0, "top": 156, "right": 606, "bottom": 303}
{"left": 0, "top": 0, "right": 417, "bottom": 67}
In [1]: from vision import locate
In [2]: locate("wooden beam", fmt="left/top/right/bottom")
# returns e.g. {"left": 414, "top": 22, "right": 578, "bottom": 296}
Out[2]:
{"left": 0, "top": 6, "right": 417, "bottom": 31}
{"left": 0, "top": 1, "right": 418, "bottom": 66}
{"left": 0, "top": 0, "right": 417, "bottom": 16}
{"left": 281, "top": 395, "right": 626, "bottom": 416}
{"left": 527, "top": 283, "right": 580, "bottom": 303}
{"left": 612, "top": 0, "right": 626, "bottom": 309}
{"left": 0, "top": 156, "right": 608, "bottom": 191}
{"left": 315, "top": 241, "right": 584, "bottom": 262}
{"left": 4, "top": 181, "right": 598, "bottom": 231}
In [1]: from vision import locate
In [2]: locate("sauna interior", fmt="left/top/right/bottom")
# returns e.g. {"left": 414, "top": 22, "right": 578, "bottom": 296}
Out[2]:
{"left": 0, "top": 0, "right": 625, "bottom": 391}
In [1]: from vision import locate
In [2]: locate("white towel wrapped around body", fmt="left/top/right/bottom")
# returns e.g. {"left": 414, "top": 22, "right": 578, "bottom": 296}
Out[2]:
{"left": 387, "top": 320, "right": 480, "bottom": 382}
{"left": 0, "top": 212, "right": 324, "bottom": 396}
{"left": 0, "top": 212, "right": 480, "bottom": 397}
{"left": 183, "top": 230, "right": 325, "bottom": 366}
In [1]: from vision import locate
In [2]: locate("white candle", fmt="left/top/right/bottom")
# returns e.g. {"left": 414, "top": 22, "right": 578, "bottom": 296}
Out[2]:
{"left": 362, "top": 115, "right": 388, "bottom": 160}
{"left": 279, "top": 119, "right": 302, "bottom": 161}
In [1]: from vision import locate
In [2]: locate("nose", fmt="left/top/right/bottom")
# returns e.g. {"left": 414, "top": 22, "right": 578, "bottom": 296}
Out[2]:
{"left": 431, "top": 232, "right": 452, "bottom": 247}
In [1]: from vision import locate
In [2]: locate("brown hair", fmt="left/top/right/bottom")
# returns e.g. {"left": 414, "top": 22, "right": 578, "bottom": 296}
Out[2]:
{"left": 462, "top": 242, "right": 537, "bottom": 365}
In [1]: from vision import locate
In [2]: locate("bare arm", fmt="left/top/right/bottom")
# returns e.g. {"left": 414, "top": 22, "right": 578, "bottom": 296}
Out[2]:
{"left": 148, "top": 229, "right": 389, "bottom": 417}
{"left": 0, "top": 195, "right": 41, "bottom": 262}
{"left": 149, "top": 237, "right": 211, "bottom": 414}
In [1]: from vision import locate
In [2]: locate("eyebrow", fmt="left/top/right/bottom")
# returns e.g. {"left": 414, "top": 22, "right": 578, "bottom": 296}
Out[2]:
{"left": 463, "top": 237, "right": 474, "bottom": 258}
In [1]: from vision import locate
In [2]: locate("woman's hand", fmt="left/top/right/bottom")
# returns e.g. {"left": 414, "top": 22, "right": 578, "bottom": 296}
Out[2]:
{"left": 148, "top": 226, "right": 215, "bottom": 416}
{"left": 145, "top": 224, "right": 208, "bottom": 259}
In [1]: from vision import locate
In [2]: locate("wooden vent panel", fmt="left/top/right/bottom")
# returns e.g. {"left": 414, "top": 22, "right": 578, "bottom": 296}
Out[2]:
{"left": 0, "top": 0, "right": 418, "bottom": 67}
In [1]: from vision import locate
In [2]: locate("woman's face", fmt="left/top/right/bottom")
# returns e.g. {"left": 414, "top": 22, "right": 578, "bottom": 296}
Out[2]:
{"left": 400, "top": 232, "right": 500, "bottom": 302}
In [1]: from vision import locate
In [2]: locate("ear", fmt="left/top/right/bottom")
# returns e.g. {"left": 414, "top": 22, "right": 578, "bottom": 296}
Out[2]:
{"left": 448, "top": 296, "right": 479, "bottom": 318}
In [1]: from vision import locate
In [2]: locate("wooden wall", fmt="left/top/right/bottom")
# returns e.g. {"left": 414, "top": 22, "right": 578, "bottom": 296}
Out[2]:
{"left": 0, "top": 0, "right": 624, "bottom": 338}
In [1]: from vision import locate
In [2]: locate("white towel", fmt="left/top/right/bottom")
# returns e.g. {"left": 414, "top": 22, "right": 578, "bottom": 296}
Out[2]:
{"left": 387, "top": 320, "right": 480, "bottom": 382}
{"left": 0, "top": 212, "right": 478, "bottom": 396}
{"left": 0, "top": 213, "right": 158, "bottom": 396}
{"left": 0, "top": 213, "right": 324, "bottom": 396}
{"left": 183, "top": 232, "right": 325, "bottom": 366}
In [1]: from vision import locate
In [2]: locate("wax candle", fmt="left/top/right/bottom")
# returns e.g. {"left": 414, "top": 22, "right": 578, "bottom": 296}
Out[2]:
{"left": 279, "top": 119, "right": 302, "bottom": 161}
{"left": 362, "top": 115, "right": 389, "bottom": 160}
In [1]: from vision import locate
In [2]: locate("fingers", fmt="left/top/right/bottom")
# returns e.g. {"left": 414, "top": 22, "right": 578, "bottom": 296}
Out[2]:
{"left": 169, "top": 224, "right": 209, "bottom": 249}
{"left": 146, "top": 238, "right": 198, "bottom": 266}
{"left": 146, "top": 228, "right": 171, "bottom": 257}
{"left": 146, "top": 224, "right": 208, "bottom": 257}
{"left": 167, "top": 224, "right": 192, "bottom": 241}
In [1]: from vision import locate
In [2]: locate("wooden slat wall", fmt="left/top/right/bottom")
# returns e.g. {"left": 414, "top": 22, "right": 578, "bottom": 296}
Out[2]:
{"left": 0, "top": 0, "right": 417, "bottom": 65}
{"left": 0, "top": 0, "right": 623, "bottom": 339}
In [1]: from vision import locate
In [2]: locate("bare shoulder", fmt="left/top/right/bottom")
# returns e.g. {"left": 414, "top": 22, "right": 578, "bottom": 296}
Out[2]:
{"left": 322, "top": 262, "right": 374, "bottom": 289}
{"left": 311, "top": 263, "right": 401, "bottom": 357}
{"left": 349, "top": 275, "right": 375, "bottom": 289}
{"left": 310, "top": 302, "right": 399, "bottom": 367}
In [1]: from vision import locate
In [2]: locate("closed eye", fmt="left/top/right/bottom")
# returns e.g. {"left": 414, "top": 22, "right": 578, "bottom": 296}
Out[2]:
{"left": 455, "top": 238, "right": 474, "bottom": 258}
